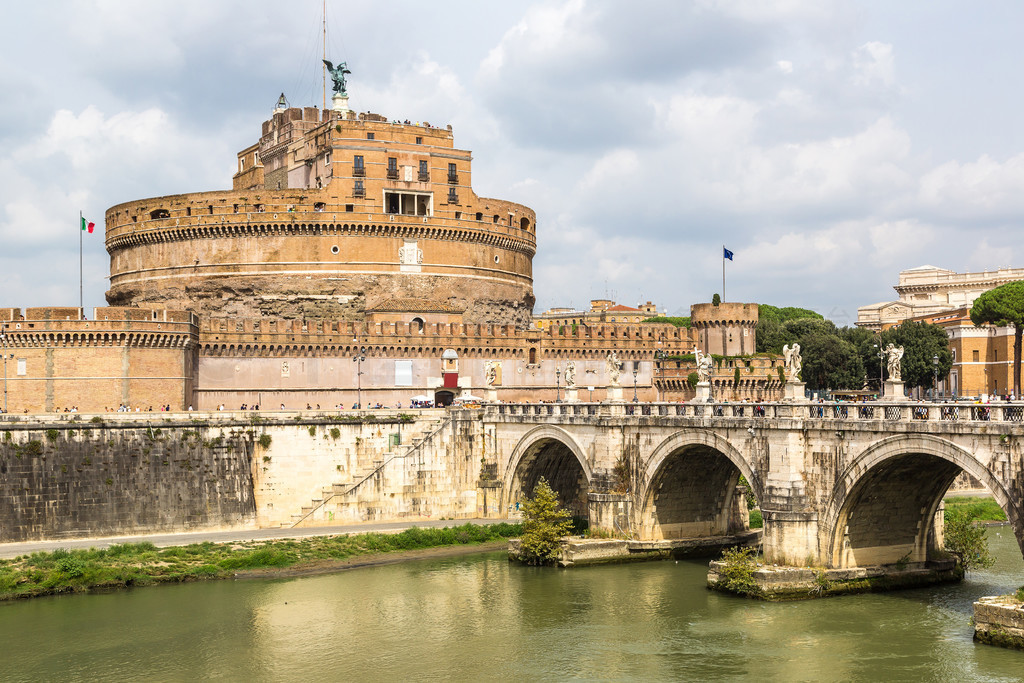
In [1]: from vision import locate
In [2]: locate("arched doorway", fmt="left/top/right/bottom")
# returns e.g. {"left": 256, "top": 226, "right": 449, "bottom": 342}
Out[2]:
{"left": 433, "top": 390, "right": 455, "bottom": 407}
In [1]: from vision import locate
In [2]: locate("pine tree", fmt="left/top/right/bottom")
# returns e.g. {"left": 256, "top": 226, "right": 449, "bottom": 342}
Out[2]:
{"left": 516, "top": 477, "right": 574, "bottom": 565}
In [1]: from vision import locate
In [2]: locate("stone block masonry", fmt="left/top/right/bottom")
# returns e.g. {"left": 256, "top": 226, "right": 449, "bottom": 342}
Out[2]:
{"left": 0, "top": 420, "right": 256, "bottom": 542}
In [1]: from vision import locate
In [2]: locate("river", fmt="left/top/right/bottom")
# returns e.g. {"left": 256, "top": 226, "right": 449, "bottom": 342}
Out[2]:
{"left": 1, "top": 532, "right": 1022, "bottom": 681}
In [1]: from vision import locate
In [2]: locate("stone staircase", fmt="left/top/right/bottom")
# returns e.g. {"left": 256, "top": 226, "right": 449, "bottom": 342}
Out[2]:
{"left": 288, "top": 416, "right": 452, "bottom": 528}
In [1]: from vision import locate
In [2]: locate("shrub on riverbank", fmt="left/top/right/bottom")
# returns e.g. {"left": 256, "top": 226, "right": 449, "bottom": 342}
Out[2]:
{"left": 0, "top": 523, "right": 522, "bottom": 601}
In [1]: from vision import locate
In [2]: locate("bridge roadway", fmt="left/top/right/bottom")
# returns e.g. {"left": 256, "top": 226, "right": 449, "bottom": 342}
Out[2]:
{"left": 479, "top": 400, "right": 1024, "bottom": 569}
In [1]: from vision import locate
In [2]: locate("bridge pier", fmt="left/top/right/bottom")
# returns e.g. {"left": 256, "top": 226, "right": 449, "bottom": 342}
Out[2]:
{"left": 588, "top": 493, "right": 630, "bottom": 536}
{"left": 761, "top": 510, "right": 819, "bottom": 566}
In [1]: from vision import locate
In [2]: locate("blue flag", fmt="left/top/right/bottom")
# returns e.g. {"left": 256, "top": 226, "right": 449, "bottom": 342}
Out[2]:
{"left": 723, "top": 247, "right": 734, "bottom": 261}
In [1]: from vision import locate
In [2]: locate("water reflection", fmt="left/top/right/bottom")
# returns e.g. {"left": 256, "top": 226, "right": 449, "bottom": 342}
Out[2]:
{"left": 0, "top": 534, "right": 1021, "bottom": 681}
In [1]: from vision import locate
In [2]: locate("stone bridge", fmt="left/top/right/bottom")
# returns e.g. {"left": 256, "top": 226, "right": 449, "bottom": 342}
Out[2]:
{"left": 480, "top": 401, "right": 1024, "bottom": 568}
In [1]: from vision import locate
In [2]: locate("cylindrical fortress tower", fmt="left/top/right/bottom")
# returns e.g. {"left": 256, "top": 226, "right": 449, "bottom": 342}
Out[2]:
{"left": 690, "top": 302, "right": 759, "bottom": 356}
{"left": 105, "top": 106, "right": 536, "bottom": 326}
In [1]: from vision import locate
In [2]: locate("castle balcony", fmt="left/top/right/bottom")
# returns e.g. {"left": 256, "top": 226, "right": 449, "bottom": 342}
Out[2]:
{"left": 418, "top": 171, "right": 430, "bottom": 182}
{"left": 386, "top": 168, "right": 399, "bottom": 180}
{"left": 448, "top": 173, "right": 459, "bottom": 184}
{"left": 353, "top": 166, "right": 365, "bottom": 177}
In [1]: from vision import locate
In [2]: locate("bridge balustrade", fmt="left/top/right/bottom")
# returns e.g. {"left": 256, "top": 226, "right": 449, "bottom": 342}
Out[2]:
{"left": 941, "top": 405, "right": 959, "bottom": 421}
{"left": 884, "top": 405, "right": 902, "bottom": 420}
{"left": 1003, "top": 405, "right": 1024, "bottom": 422}
{"left": 971, "top": 406, "right": 991, "bottom": 421}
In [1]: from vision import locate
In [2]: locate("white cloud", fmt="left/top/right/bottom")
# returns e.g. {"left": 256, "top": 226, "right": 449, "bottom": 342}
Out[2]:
{"left": 852, "top": 41, "right": 895, "bottom": 87}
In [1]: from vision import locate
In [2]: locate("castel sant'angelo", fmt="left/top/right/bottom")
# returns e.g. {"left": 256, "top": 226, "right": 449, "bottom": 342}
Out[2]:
{"left": 0, "top": 73, "right": 780, "bottom": 412}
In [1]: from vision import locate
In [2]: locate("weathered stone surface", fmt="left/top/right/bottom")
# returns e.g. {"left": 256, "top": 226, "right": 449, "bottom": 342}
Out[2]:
{"left": 974, "top": 597, "right": 1024, "bottom": 649}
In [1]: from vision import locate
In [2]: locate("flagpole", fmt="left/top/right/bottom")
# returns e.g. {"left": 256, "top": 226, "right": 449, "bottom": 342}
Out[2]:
{"left": 722, "top": 245, "right": 726, "bottom": 302}
{"left": 80, "top": 210, "right": 84, "bottom": 313}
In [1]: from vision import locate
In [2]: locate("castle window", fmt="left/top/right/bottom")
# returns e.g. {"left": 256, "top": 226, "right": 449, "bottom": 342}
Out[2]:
{"left": 353, "top": 181, "right": 365, "bottom": 198}
{"left": 325, "top": 152, "right": 331, "bottom": 165}
{"left": 385, "top": 191, "right": 431, "bottom": 216}
{"left": 345, "top": 204, "right": 354, "bottom": 212}
{"left": 415, "top": 136, "right": 423, "bottom": 144}
{"left": 149, "top": 209, "right": 170, "bottom": 219}
{"left": 254, "top": 204, "right": 264, "bottom": 212}
{"left": 208, "top": 205, "right": 214, "bottom": 215}
{"left": 529, "top": 348, "right": 537, "bottom": 364}
{"left": 314, "top": 202, "right": 326, "bottom": 212}
{"left": 411, "top": 317, "right": 425, "bottom": 332}
{"left": 186, "top": 207, "right": 191, "bottom": 216}
{"left": 475, "top": 212, "right": 483, "bottom": 221}
{"left": 353, "top": 155, "right": 364, "bottom": 177}
{"left": 447, "top": 188, "right": 458, "bottom": 204}
{"left": 454, "top": 211, "right": 461, "bottom": 219}
{"left": 387, "top": 157, "right": 399, "bottom": 179}
{"left": 418, "top": 160, "right": 429, "bottom": 182}
{"left": 233, "top": 204, "right": 239, "bottom": 213}
{"left": 520, "top": 217, "right": 530, "bottom": 231}
{"left": 492, "top": 214, "right": 499, "bottom": 224}
{"left": 447, "top": 163, "right": 458, "bottom": 184}
{"left": 367, "top": 132, "right": 374, "bottom": 140}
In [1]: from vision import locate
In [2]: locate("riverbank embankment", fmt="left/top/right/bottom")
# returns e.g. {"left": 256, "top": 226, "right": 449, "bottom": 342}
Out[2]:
{"left": 0, "top": 522, "right": 521, "bottom": 602}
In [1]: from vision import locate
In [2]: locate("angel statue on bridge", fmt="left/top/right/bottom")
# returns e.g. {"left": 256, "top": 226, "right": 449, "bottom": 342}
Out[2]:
{"left": 564, "top": 361, "right": 577, "bottom": 388}
{"left": 323, "top": 59, "right": 352, "bottom": 95}
{"left": 695, "top": 349, "right": 714, "bottom": 383}
{"left": 884, "top": 344, "right": 904, "bottom": 382}
{"left": 782, "top": 343, "right": 802, "bottom": 381}
{"left": 606, "top": 352, "right": 622, "bottom": 387}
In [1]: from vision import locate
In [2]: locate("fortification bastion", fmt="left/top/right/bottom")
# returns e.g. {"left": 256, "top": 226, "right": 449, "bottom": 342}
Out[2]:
{"left": 105, "top": 106, "right": 536, "bottom": 326}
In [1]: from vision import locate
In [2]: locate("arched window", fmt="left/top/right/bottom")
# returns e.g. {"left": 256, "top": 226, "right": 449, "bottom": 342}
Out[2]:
{"left": 529, "top": 347, "right": 537, "bottom": 364}
{"left": 411, "top": 317, "right": 425, "bottom": 333}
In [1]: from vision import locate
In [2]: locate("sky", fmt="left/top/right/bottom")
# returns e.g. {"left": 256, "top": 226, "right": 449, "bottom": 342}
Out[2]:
{"left": 3, "top": 0, "right": 1024, "bottom": 325}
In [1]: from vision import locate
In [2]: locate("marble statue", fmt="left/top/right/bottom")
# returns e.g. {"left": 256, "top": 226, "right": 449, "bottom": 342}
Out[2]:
{"left": 484, "top": 361, "right": 497, "bottom": 387}
{"left": 884, "top": 344, "right": 904, "bottom": 382}
{"left": 564, "top": 361, "right": 576, "bottom": 388}
{"left": 782, "top": 343, "right": 802, "bottom": 381}
{"left": 606, "top": 352, "right": 622, "bottom": 387}
{"left": 695, "top": 349, "right": 713, "bottom": 383}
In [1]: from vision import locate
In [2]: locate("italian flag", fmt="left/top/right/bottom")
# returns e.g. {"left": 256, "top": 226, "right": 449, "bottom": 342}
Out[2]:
{"left": 81, "top": 216, "right": 95, "bottom": 234}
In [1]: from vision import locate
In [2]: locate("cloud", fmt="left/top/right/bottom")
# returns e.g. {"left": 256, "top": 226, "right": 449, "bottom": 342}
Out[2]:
{"left": 852, "top": 41, "right": 896, "bottom": 87}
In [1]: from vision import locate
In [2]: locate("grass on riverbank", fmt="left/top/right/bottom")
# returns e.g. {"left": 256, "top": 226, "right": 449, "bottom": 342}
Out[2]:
{"left": 0, "top": 523, "right": 521, "bottom": 601}
{"left": 943, "top": 496, "right": 1008, "bottom": 523}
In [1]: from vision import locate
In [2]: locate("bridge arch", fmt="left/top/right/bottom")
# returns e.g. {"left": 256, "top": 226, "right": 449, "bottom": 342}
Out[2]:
{"left": 639, "top": 430, "right": 761, "bottom": 541}
{"left": 503, "top": 425, "right": 592, "bottom": 518}
{"left": 822, "top": 433, "right": 1022, "bottom": 568}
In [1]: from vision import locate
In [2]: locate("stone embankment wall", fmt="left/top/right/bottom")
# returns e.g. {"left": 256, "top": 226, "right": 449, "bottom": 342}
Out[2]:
{"left": 254, "top": 410, "right": 487, "bottom": 527}
{"left": 0, "top": 419, "right": 256, "bottom": 542}
{"left": 0, "top": 411, "right": 489, "bottom": 543}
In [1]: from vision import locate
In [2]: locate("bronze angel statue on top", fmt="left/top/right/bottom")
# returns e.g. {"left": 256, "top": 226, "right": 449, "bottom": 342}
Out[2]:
{"left": 323, "top": 60, "right": 351, "bottom": 95}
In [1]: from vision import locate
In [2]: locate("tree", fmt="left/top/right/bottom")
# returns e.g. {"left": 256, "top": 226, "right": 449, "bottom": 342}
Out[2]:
{"left": 799, "top": 332, "right": 865, "bottom": 391}
{"left": 944, "top": 506, "right": 995, "bottom": 573}
{"left": 515, "top": 477, "right": 574, "bottom": 565}
{"left": 712, "top": 293, "right": 721, "bottom": 306}
{"left": 970, "top": 281, "right": 1024, "bottom": 397}
{"left": 880, "top": 321, "right": 953, "bottom": 390}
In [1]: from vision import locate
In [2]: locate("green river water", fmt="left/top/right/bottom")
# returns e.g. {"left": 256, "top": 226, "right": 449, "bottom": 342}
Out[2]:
{"left": 0, "top": 532, "right": 1022, "bottom": 682}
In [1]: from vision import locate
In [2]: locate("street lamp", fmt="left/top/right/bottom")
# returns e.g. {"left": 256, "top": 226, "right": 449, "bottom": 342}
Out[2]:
{"left": 933, "top": 354, "right": 939, "bottom": 401}
{"left": 632, "top": 362, "right": 639, "bottom": 403}
{"left": 555, "top": 365, "right": 561, "bottom": 402}
{"left": 873, "top": 343, "right": 884, "bottom": 396}
{"left": 654, "top": 350, "right": 664, "bottom": 402}
{"left": 353, "top": 344, "right": 366, "bottom": 409}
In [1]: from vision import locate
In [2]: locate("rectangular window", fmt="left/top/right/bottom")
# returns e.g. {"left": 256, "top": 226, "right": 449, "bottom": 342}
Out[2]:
{"left": 353, "top": 155, "right": 364, "bottom": 177}
{"left": 448, "top": 163, "right": 458, "bottom": 184}
{"left": 345, "top": 204, "right": 354, "bottom": 212}
{"left": 448, "top": 187, "right": 458, "bottom": 204}
{"left": 973, "top": 349, "right": 980, "bottom": 362}
{"left": 385, "top": 191, "right": 431, "bottom": 216}
{"left": 387, "top": 157, "right": 399, "bottom": 179}
{"left": 418, "top": 160, "right": 429, "bottom": 182}
{"left": 353, "top": 180, "right": 365, "bottom": 198}
{"left": 395, "top": 360, "right": 413, "bottom": 386}
{"left": 415, "top": 136, "right": 423, "bottom": 144}
{"left": 325, "top": 152, "right": 331, "bottom": 165}
{"left": 367, "top": 132, "right": 374, "bottom": 140}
